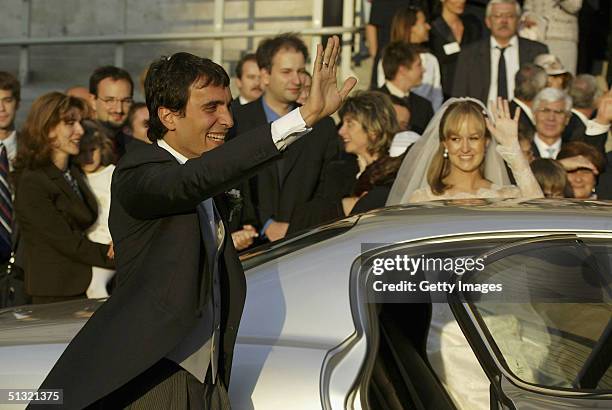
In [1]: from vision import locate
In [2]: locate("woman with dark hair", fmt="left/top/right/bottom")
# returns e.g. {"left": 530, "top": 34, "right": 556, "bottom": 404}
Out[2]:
{"left": 13, "top": 92, "right": 114, "bottom": 304}
{"left": 376, "top": 5, "right": 444, "bottom": 110}
{"left": 74, "top": 121, "right": 117, "bottom": 298}
{"left": 556, "top": 141, "right": 606, "bottom": 199}
{"left": 429, "top": 0, "right": 483, "bottom": 99}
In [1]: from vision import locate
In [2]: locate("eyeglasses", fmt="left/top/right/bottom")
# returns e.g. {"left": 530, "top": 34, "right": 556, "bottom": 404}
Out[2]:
{"left": 97, "top": 96, "right": 133, "bottom": 106}
{"left": 535, "top": 108, "right": 568, "bottom": 116}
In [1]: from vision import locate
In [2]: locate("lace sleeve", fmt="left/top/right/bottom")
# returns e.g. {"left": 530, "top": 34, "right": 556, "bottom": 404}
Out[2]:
{"left": 408, "top": 187, "right": 432, "bottom": 203}
{"left": 496, "top": 143, "right": 544, "bottom": 199}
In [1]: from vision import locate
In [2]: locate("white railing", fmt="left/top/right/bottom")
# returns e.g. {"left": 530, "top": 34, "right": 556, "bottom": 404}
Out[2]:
{"left": 0, "top": 0, "right": 362, "bottom": 84}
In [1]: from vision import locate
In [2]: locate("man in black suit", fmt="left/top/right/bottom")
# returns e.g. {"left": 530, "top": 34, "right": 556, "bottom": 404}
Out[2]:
{"left": 230, "top": 53, "right": 262, "bottom": 113}
{"left": 231, "top": 34, "right": 346, "bottom": 241}
{"left": 378, "top": 41, "right": 433, "bottom": 135}
{"left": 509, "top": 63, "right": 547, "bottom": 137}
{"left": 0, "top": 71, "right": 27, "bottom": 307}
{"left": 32, "top": 37, "right": 356, "bottom": 409}
{"left": 452, "top": 0, "right": 548, "bottom": 104}
{"left": 564, "top": 74, "right": 608, "bottom": 153}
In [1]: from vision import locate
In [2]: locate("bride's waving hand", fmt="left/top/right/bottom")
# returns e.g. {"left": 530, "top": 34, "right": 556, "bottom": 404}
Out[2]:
{"left": 486, "top": 98, "right": 521, "bottom": 149}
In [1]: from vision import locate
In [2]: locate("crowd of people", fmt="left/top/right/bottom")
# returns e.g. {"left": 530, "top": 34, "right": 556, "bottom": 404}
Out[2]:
{"left": 0, "top": 0, "right": 611, "bottom": 307}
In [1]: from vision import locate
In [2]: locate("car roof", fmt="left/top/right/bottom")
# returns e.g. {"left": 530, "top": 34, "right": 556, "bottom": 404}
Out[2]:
{"left": 2, "top": 199, "right": 611, "bottom": 338}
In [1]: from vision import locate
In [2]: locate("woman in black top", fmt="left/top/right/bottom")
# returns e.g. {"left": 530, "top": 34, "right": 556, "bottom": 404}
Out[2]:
{"left": 429, "top": 0, "right": 483, "bottom": 99}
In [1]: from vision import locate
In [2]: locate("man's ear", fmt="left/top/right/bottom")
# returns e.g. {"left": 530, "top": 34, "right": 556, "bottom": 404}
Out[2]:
{"left": 260, "top": 68, "right": 271, "bottom": 87}
{"left": 158, "top": 107, "right": 177, "bottom": 132}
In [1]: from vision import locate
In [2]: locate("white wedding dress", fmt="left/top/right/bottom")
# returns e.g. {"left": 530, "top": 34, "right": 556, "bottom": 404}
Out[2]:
{"left": 386, "top": 98, "right": 543, "bottom": 409}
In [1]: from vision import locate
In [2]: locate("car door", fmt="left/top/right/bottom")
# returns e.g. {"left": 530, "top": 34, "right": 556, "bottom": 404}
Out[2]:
{"left": 229, "top": 218, "right": 369, "bottom": 410}
{"left": 450, "top": 233, "right": 612, "bottom": 409}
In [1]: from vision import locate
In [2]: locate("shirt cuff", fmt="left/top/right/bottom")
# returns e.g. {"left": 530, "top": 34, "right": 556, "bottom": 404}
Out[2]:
{"left": 271, "top": 107, "right": 312, "bottom": 151}
{"left": 260, "top": 218, "right": 275, "bottom": 237}
{"left": 586, "top": 119, "right": 611, "bottom": 136}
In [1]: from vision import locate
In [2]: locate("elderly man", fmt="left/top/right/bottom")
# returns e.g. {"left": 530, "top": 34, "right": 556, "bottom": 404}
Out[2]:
{"left": 452, "top": 0, "right": 548, "bottom": 103}
{"left": 564, "top": 74, "right": 608, "bottom": 153}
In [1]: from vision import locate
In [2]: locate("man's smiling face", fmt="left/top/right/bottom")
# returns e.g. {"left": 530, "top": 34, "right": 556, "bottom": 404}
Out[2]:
{"left": 164, "top": 80, "right": 234, "bottom": 158}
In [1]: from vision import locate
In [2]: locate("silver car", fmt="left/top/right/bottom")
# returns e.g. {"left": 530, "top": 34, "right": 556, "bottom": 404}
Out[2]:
{"left": 1, "top": 200, "right": 611, "bottom": 409}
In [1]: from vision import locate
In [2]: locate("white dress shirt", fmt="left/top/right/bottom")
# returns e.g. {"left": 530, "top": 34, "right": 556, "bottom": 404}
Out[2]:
{"left": 239, "top": 95, "right": 250, "bottom": 105}
{"left": 571, "top": 108, "right": 612, "bottom": 136}
{"left": 0, "top": 130, "right": 17, "bottom": 171}
{"left": 487, "top": 35, "right": 520, "bottom": 105}
{"left": 534, "top": 134, "right": 562, "bottom": 158}
{"left": 385, "top": 80, "right": 408, "bottom": 98}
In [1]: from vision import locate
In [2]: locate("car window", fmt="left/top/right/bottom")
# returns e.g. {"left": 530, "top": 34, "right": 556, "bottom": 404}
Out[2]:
{"left": 461, "top": 237, "right": 612, "bottom": 391}
{"left": 240, "top": 216, "right": 358, "bottom": 270}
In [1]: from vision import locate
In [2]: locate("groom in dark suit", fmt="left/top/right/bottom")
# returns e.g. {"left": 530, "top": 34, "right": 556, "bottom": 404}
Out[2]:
{"left": 31, "top": 37, "right": 356, "bottom": 409}
{"left": 452, "top": 0, "right": 548, "bottom": 103}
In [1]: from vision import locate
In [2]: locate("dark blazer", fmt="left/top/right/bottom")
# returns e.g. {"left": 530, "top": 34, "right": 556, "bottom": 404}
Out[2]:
{"left": 378, "top": 85, "right": 434, "bottom": 135}
{"left": 596, "top": 151, "right": 612, "bottom": 200}
{"left": 510, "top": 99, "right": 536, "bottom": 137}
{"left": 230, "top": 97, "right": 343, "bottom": 230}
{"left": 33, "top": 127, "right": 282, "bottom": 409}
{"left": 562, "top": 112, "right": 607, "bottom": 154}
{"left": 14, "top": 164, "right": 113, "bottom": 298}
{"left": 452, "top": 36, "right": 549, "bottom": 102}
{"left": 429, "top": 13, "right": 483, "bottom": 98}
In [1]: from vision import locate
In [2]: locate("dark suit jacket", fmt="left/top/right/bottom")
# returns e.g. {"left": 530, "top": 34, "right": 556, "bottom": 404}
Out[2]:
{"left": 596, "top": 151, "right": 612, "bottom": 200}
{"left": 429, "top": 13, "right": 483, "bottom": 98}
{"left": 14, "top": 164, "right": 113, "bottom": 297}
{"left": 510, "top": 99, "right": 536, "bottom": 137}
{"left": 378, "top": 85, "right": 434, "bottom": 135}
{"left": 33, "top": 126, "right": 282, "bottom": 409}
{"left": 452, "top": 36, "right": 549, "bottom": 102}
{"left": 562, "top": 112, "right": 607, "bottom": 153}
{"left": 230, "top": 97, "right": 343, "bottom": 230}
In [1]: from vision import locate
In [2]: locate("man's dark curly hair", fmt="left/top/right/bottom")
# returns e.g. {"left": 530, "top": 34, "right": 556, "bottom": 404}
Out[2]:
{"left": 145, "top": 52, "right": 230, "bottom": 141}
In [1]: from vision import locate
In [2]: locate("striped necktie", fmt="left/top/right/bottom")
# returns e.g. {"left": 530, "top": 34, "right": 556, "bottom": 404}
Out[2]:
{"left": 0, "top": 144, "right": 13, "bottom": 261}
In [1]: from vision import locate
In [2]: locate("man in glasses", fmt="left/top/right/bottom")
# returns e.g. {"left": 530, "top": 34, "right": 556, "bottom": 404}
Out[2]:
{"left": 89, "top": 65, "right": 135, "bottom": 158}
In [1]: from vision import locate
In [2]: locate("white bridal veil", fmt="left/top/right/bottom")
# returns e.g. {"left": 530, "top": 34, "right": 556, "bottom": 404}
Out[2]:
{"left": 386, "top": 97, "right": 511, "bottom": 205}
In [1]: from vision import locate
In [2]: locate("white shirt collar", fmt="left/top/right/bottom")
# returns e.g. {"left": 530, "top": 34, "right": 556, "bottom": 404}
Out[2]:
{"left": 157, "top": 139, "right": 188, "bottom": 164}
{"left": 490, "top": 35, "right": 518, "bottom": 50}
{"left": 513, "top": 99, "right": 535, "bottom": 125}
{"left": 534, "top": 134, "right": 562, "bottom": 158}
{"left": 1, "top": 130, "right": 18, "bottom": 169}
{"left": 239, "top": 95, "right": 250, "bottom": 105}
{"left": 571, "top": 109, "right": 590, "bottom": 126}
{"left": 385, "top": 81, "right": 409, "bottom": 98}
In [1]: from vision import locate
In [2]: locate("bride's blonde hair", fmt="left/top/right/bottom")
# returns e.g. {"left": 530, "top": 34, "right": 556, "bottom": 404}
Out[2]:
{"left": 427, "top": 101, "right": 491, "bottom": 195}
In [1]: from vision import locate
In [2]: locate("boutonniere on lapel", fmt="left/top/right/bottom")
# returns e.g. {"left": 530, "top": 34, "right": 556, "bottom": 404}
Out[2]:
{"left": 225, "top": 189, "right": 243, "bottom": 223}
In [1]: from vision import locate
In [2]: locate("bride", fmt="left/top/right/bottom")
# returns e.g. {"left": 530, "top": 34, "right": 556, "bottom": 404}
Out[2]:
{"left": 385, "top": 98, "right": 543, "bottom": 409}
{"left": 386, "top": 97, "right": 543, "bottom": 204}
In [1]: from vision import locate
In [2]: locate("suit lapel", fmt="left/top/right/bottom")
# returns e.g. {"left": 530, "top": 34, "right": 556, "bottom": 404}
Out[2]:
{"left": 41, "top": 164, "right": 96, "bottom": 226}
{"left": 518, "top": 38, "right": 528, "bottom": 65}
{"left": 72, "top": 164, "right": 99, "bottom": 217}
